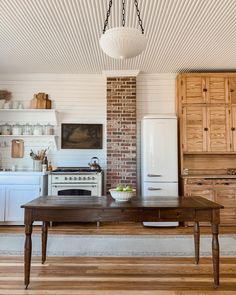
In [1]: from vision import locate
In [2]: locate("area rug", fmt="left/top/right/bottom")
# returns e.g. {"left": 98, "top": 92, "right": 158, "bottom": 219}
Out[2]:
{"left": 1, "top": 234, "right": 236, "bottom": 256}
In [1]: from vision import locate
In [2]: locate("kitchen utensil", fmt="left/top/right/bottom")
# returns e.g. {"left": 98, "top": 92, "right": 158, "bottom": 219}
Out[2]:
{"left": 88, "top": 157, "right": 101, "bottom": 171}
{"left": 11, "top": 139, "right": 24, "bottom": 158}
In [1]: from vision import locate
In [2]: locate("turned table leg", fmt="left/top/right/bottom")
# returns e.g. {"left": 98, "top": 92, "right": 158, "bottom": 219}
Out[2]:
{"left": 24, "top": 223, "right": 33, "bottom": 289}
{"left": 42, "top": 221, "right": 49, "bottom": 264}
{"left": 212, "top": 223, "right": 220, "bottom": 288}
{"left": 194, "top": 221, "right": 200, "bottom": 264}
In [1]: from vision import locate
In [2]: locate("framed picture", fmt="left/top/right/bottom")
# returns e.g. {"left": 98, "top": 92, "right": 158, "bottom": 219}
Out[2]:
{"left": 61, "top": 123, "right": 103, "bottom": 149}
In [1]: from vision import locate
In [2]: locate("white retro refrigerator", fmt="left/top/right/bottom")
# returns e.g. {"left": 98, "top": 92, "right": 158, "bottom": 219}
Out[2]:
{"left": 141, "top": 115, "right": 178, "bottom": 226}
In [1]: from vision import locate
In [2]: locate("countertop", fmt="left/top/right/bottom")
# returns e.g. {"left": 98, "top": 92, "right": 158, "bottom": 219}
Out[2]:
{"left": 0, "top": 171, "right": 48, "bottom": 176}
{"left": 181, "top": 174, "right": 236, "bottom": 179}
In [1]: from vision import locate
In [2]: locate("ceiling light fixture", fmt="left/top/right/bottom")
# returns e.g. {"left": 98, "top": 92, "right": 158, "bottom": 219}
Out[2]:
{"left": 99, "top": 0, "right": 147, "bottom": 59}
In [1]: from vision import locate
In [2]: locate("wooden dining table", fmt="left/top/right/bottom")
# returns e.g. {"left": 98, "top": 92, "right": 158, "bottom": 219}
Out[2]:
{"left": 21, "top": 195, "right": 223, "bottom": 289}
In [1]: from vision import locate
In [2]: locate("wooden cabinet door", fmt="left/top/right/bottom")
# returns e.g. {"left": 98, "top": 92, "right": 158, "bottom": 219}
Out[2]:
{"left": 185, "top": 185, "right": 214, "bottom": 226}
{"left": 182, "top": 106, "right": 207, "bottom": 152}
{"left": 215, "top": 188, "right": 236, "bottom": 225}
{"left": 186, "top": 186, "right": 215, "bottom": 201}
{"left": 182, "top": 76, "right": 206, "bottom": 104}
{"left": 230, "top": 106, "right": 236, "bottom": 151}
{"left": 229, "top": 77, "right": 236, "bottom": 104}
{"left": 0, "top": 187, "right": 5, "bottom": 221}
{"left": 207, "top": 106, "right": 230, "bottom": 152}
{"left": 206, "top": 77, "right": 228, "bottom": 104}
{"left": 5, "top": 185, "right": 40, "bottom": 222}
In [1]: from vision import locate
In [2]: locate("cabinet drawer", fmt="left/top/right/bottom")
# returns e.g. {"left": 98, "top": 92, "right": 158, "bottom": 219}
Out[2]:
{"left": 186, "top": 179, "right": 213, "bottom": 185}
{"left": 160, "top": 209, "right": 195, "bottom": 220}
{"left": 0, "top": 176, "right": 41, "bottom": 185}
{"left": 214, "top": 179, "right": 236, "bottom": 187}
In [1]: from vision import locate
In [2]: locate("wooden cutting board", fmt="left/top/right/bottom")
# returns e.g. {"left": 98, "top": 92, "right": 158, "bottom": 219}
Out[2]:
{"left": 11, "top": 140, "right": 24, "bottom": 158}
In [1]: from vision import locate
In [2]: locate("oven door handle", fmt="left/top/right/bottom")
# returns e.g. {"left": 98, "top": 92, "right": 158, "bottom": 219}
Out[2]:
{"left": 52, "top": 184, "right": 97, "bottom": 188}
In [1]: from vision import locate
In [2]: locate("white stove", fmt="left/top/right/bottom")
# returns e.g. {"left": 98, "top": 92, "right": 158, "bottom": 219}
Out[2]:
{"left": 48, "top": 167, "right": 102, "bottom": 197}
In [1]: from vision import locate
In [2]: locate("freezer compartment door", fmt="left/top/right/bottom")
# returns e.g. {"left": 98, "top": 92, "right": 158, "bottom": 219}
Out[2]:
{"left": 142, "top": 182, "right": 178, "bottom": 198}
{"left": 141, "top": 118, "right": 178, "bottom": 182}
{"left": 142, "top": 182, "right": 179, "bottom": 227}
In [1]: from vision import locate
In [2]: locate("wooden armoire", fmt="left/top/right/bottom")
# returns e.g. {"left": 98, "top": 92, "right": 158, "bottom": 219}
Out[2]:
{"left": 177, "top": 73, "right": 236, "bottom": 225}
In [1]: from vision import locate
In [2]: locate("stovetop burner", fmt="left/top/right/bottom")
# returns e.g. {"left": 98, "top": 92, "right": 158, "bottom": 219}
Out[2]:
{"left": 51, "top": 167, "right": 100, "bottom": 173}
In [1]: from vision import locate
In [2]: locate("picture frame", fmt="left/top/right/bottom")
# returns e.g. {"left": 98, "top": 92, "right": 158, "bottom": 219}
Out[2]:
{"left": 61, "top": 123, "right": 103, "bottom": 149}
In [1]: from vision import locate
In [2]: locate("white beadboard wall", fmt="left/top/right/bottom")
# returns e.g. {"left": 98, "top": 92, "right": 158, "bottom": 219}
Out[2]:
{"left": 0, "top": 74, "right": 107, "bottom": 170}
{"left": 0, "top": 73, "right": 176, "bottom": 189}
{"left": 136, "top": 73, "right": 177, "bottom": 193}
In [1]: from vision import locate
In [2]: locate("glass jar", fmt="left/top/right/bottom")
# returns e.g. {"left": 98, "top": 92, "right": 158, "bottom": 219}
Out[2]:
{"left": 44, "top": 123, "right": 54, "bottom": 135}
{"left": 23, "top": 123, "right": 32, "bottom": 135}
{"left": 12, "top": 123, "right": 22, "bottom": 135}
{"left": 33, "top": 124, "right": 43, "bottom": 136}
{"left": 2, "top": 123, "right": 11, "bottom": 135}
{"left": 33, "top": 159, "right": 42, "bottom": 171}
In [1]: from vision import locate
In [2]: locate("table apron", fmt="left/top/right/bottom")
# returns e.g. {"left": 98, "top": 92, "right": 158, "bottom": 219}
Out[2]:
{"left": 27, "top": 208, "right": 213, "bottom": 223}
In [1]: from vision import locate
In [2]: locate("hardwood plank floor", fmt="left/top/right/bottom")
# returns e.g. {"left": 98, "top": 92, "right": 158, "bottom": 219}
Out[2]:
{"left": 1, "top": 222, "right": 236, "bottom": 235}
{"left": 0, "top": 256, "right": 236, "bottom": 294}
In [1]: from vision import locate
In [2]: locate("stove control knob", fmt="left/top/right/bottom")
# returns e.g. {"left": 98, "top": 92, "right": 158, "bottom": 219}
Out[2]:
{"left": 83, "top": 177, "right": 86, "bottom": 180}
{"left": 74, "top": 177, "right": 77, "bottom": 180}
{"left": 78, "top": 177, "right": 81, "bottom": 180}
{"left": 87, "top": 177, "right": 90, "bottom": 180}
{"left": 65, "top": 177, "right": 68, "bottom": 180}
{"left": 69, "top": 177, "right": 72, "bottom": 180}
{"left": 92, "top": 177, "right": 95, "bottom": 180}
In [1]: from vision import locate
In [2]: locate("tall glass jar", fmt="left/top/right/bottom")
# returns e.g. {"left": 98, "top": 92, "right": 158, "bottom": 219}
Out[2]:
{"left": 44, "top": 123, "right": 54, "bottom": 135}
{"left": 23, "top": 123, "right": 32, "bottom": 135}
{"left": 12, "top": 123, "right": 22, "bottom": 135}
{"left": 33, "top": 123, "right": 43, "bottom": 136}
{"left": 2, "top": 123, "right": 11, "bottom": 135}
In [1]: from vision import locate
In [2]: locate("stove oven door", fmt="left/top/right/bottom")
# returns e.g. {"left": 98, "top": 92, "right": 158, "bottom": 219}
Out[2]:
{"left": 51, "top": 184, "right": 98, "bottom": 196}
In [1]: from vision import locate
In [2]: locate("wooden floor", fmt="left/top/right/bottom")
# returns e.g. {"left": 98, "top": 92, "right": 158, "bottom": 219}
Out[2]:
{"left": 0, "top": 222, "right": 236, "bottom": 235}
{"left": 1, "top": 223, "right": 236, "bottom": 293}
{"left": 0, "top": 256, "right": 236, "bottom": 294}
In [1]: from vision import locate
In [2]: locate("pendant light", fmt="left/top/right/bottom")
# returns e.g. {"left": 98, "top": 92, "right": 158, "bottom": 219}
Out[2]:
{"left": 99, "top": 0, "right": 147, "bottom": 59}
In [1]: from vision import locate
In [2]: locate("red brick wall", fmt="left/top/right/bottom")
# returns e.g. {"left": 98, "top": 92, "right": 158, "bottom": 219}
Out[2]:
{"left": 107, "top": 77, "right": 136, "bottom": 191}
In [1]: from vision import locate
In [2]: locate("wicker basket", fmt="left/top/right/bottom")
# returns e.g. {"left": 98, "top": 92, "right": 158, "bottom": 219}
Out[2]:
{"left": 109, "top": 189, "right": 135, "bottom": 202}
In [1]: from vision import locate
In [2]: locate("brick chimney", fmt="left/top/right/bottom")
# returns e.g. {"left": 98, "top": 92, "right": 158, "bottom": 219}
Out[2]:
{"left": 106, "top": 76, "right": 137, "bottom": 191}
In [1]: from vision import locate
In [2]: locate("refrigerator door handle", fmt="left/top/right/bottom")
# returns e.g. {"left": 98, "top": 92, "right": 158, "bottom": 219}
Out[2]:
{"left": 147, "top": 174, "right": 162, "bottom": 177}
{"left": 148, "top": 187, "right": 162, "bottom": 191}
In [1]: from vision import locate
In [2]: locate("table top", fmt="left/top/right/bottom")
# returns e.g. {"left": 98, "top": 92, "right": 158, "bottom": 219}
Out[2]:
{"left": 21, "top": 196, "right": 224, "bottom": 210}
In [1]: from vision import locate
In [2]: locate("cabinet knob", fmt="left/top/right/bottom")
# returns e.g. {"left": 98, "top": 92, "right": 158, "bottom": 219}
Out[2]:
{"left": 203, "top": 88, "right": 207, "bottom": 92}
{"left": 197, "top": 182, "right": 203, "bottom": 185}
{"left": 232, "top": 127, "right": 235, "bottom": 131}
{"left": 204, "top": 127, "right": 208, "bottom": 131}
{"left": 230, "top": 89, "right": 234, "bottom": 92}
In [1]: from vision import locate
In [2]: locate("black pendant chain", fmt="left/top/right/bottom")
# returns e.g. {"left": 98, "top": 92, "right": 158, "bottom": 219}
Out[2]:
{"left": 134, "top": 0, "right": 144, "bottom": 34}
{"left": 103, "top": 0, "right": 113, "bottom": 34}
{"left": 122, "top": 0, "right": 126, "bottom": 27}
{"left": 102, "top": 0, "right": 144, "bottom": 34}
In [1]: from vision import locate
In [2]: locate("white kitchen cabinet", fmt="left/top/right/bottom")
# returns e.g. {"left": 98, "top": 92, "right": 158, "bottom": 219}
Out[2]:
{"left": 5, "top": 185, "right": 40, "bottom": 222}
{"left": 0, "top": 187, "right": 5, "bottom": 221}
{"left": 0, "top": 173, "right": 47, "bottom": 224}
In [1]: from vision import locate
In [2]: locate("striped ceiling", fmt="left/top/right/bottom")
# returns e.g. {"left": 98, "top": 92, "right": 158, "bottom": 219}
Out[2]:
{"left": 0, "top": 0, "right": 236, "bottom": 74}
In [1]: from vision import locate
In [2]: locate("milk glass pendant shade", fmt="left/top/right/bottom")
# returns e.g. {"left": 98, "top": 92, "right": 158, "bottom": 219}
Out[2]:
{"left": 99, "top": 27, "right": 147, "bottom": 59}
{"left": 100, "top": 0, "right": 146, "bottom": 59}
